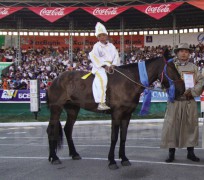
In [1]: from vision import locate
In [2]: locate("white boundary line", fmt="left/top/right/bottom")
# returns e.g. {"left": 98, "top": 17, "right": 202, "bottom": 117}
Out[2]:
{"left": 0, "top": 143, "right": 203, "bottom": 150}
{"left": 0, "top": 118, "right": 203, "bottom": 127}
{"left": 0, "top": 119, "right": 163, "bottom": 127}
{"left": 0, "top": 156, "right": 204, "bottom": 168}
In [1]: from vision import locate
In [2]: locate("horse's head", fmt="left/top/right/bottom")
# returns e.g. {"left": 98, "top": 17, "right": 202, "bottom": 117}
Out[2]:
{"left": 160, "top": 60, "right": 185, "bottom": 99}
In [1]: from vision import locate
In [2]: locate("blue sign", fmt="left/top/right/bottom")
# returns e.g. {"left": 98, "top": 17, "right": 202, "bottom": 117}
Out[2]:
{"left": 197, "top": 33, "right": 204, "bottom": 43}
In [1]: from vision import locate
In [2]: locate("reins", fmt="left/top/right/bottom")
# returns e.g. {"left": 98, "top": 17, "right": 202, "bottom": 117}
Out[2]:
{"left": 106, "top": 68, "right": 166, "bottom": 92}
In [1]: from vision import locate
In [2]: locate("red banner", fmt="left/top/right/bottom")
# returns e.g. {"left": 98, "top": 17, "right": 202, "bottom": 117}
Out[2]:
{"left": 133, "top": 2, "right": 183, "bottom": 20}
{"left": 109, "top": 35, "right": 144, "bottom": 49}
{"left": 28, "top": 7, "right": 78, "bottom": 22}
{"left": 20, "top": 35, "right": 144, "bottom": 50}
{"left": 0, "top": 7, "right": 23, "bottom": 19}
{"left": 82, "top": 6, "right": 130, "bottom": 22}
{"left": 188, "top": 0, "right": 204, "bottom": 10}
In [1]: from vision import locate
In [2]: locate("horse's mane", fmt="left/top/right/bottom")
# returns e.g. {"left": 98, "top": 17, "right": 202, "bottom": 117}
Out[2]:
{"left": 118, "top": 57, "right": 163, "bottom": 70}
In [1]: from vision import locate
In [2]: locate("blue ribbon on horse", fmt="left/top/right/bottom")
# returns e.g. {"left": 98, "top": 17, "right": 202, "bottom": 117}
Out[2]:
{"left": 138, "top": 61, "right": 152, "bottom": 115}
{"left": 164, "top": 58, "right": 175, "bottom": 102}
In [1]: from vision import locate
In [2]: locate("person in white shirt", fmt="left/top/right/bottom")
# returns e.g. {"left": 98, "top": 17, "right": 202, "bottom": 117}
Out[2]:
{"left": 89, "top": 22, "right": 120, "bottom": 110}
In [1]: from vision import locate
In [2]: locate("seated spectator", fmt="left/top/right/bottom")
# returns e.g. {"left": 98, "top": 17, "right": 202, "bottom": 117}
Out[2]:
{"left": 2, "top": 77, "right": 9, "bottom": 90}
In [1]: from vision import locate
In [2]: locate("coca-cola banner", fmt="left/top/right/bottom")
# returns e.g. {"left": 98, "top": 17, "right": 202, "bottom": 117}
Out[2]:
{"left": 0, "top": 7, "right": 23, "bottom": 19}
{"left": 188, "top": 0, "right": 204, "bottom": 11}
{"left": 82, "top": 6, "right": 130, "bottom": 22}
{"left": 28, "top": 7, "right": 78, "bottom": 22}
{"left": 133, "top": 2, "right": 183, "bottom": 20}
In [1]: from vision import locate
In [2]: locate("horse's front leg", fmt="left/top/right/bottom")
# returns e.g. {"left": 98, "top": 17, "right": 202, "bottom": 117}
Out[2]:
{"left": 119, "top": 117, "right": 131, "bottom": 166}
{"left": 108, "top": 122, "right": 120, "bottom": 170}
{"left": 64, "top": 105, "right": 81, "bottom": 160}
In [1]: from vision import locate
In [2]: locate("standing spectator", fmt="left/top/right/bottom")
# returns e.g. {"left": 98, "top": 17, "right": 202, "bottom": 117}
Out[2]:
{"left": 160, "top": 43, "right": 204, "bottom": 163}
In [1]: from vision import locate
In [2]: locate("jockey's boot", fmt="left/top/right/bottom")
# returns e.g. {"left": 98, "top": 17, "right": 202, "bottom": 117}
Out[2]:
{"left": 97, "top": 103, "right": 110, "bottom": 110}
{"left": 165, "top": 148, "right": 175, "bottom": 163}
{"left": 187, "top": 147, "right": 200, "bottom": 162}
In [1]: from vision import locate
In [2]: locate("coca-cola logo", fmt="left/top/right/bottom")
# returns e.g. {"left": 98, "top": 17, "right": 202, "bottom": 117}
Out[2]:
{"left": 0, "top": 8, "right": 9, "bottom": 15}
{"left": 145, "top": 4, "right": 170, "bottom": 14}
{"left": 93, "top": 7, "right": 118, "bottom": 15}
{"left": 40, "top": 8, "right": 65, "bottom": 16}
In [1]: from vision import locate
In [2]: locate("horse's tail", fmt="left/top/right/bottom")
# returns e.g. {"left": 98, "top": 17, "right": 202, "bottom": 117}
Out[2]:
{"left": 47, "top": 121, "right": 63, "bottom": 153}
{"left": 57, "top": 121, "right": 63, "bottom": 149}
{"left": 46, "top": 88, "right": 63, "bottom": 150}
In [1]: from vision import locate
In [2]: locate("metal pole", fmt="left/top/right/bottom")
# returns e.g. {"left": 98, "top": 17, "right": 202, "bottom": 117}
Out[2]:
{"left": 120, "top": 17, "right": 124, "bottom": 63}
{"left": 69, "top": 18, "right": 74, "bottom": 64}
{"left": 16, "top": 18, "right": 22, "bottom": 66}
{"left": 172, "top": 14, "right": 176, "bottom": 47}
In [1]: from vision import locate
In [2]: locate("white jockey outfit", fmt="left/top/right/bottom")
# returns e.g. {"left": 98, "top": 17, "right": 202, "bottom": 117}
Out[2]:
{"left": 89, "top": 22, "right": 120, "bottom": 109}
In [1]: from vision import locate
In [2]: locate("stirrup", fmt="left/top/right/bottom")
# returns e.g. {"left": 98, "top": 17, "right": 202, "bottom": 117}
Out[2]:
{"left": 97, "top": 103, "right": 110, "bottom": 110}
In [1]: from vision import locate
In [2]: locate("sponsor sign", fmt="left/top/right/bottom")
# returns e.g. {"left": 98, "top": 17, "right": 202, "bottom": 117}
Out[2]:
{"left": 146, "top": 36, "right": 152, "bottom": 43}
{"left": 0, "top": 62, "right": 13, "bottom": 75}
{"left": 200, "top": 91, "right": 204, "bottom": 112}
{"left": 0, "top": 89, "right": 200, "bottom": 103}
{"left": 197, "top": 33, "right": 204, "bottom": 43}
{"left": 82, "top": 6, "right": 130, "bottom": 22}
{"left": 0, "top": 7, "right": 23, "bottom": 19}
{"left": 0, "top": 90, "right": 46, "bottom": 102}
{"left": 28, "top": 7, "right": 78, "bottom": 22}
{"left": 20, "top": 35, "right": 144, "bottom": 49}
{"left": 133, "top": 2, "right": 183, "bottom": 20}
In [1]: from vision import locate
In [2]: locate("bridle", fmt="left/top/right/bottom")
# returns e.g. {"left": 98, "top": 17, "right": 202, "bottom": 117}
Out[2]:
{"left": 106, "top": 58, "right": 183, "bottom": 93}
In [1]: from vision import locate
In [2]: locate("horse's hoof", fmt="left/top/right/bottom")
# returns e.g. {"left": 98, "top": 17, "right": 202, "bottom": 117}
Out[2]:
{"left": 51, "top": 159, "right": 62, "bottom": 165}
{"left": 121, "top": 160, "right": 131, "bottom": 166}
{"left": 72, "top": 155, "right": 82, "bottom": 160}
{"left": 109, "top": 163, "right": 119, "bottom": 170}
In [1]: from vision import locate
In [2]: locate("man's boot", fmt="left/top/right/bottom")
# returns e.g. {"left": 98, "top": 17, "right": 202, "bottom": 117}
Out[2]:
{"left": 165, "top": 148, "right": 175, "bottom": 163}
{"left": 187, "top": 147, "right": 200, "bottom": 162}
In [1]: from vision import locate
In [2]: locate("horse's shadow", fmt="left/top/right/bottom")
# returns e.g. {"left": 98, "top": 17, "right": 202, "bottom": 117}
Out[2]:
{"left": 121, "top": 166, "right": 152, "bottom": 179}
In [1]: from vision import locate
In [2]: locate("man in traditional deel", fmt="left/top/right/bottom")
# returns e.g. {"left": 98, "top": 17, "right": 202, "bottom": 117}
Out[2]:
{"left": 89, "top": 22, "right": 120, "bottom": 110}
{"left": 160, "top": 43, "right": 204, "bottom": 163}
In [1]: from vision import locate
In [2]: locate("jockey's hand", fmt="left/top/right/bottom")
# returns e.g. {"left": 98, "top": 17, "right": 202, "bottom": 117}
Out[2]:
{"left": 102, "top": 65, "right": 115, "bottom": 73}
{"left": 102, "top": 65, "right": 110, "bottom": 72}
{"left": 109, "top": 65, "right": 115, "bottom": 70}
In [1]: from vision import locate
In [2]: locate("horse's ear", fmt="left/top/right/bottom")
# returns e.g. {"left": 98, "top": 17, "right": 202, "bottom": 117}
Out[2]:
{"left": 163, "top": 48, "right": 174, "bottom": 62}
{"left": 163, "top": 48, "right": 170, "bottom": 62}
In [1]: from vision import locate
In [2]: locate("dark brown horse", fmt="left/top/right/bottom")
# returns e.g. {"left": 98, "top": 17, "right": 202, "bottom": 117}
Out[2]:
{"left": 46, "top": 57, "right": 185, "bottom": 169}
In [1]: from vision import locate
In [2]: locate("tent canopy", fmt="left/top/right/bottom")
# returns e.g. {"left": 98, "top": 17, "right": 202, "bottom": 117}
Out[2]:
{"left": 0, "top": 0, "right": 203, "bottom": 31}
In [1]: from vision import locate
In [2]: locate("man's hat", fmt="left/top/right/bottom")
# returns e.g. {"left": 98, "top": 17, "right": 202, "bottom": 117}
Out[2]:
{"left": 95, "top": 22, "right": 108, "bottom": 37}
{"left": 174, "top": 43, "right": 193, "bottom": 54}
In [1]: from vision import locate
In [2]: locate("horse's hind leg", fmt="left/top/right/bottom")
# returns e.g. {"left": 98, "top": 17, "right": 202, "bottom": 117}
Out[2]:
{"left": 64, "top": 104, "right": 81, "bottom": 160}
{"left": 47, "top": 105, "right": 63, "bottom": 164}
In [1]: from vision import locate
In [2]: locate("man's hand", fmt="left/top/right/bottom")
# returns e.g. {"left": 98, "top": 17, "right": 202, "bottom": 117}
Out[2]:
{"left": 184, "top": 88, "right": 192, "bottom": 96}
{"left": 184, "top": 88, "right": 193, "bottom": 100}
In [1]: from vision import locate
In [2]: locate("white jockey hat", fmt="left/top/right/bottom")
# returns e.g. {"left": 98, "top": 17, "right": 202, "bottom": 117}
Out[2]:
{"left": 95, "top": 22, "right": 108, "bottom": 37}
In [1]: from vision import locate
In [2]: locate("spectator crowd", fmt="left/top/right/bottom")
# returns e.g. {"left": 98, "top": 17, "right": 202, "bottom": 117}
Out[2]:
{"left": 0, "top": 43, "right": 204, "bottom": 90}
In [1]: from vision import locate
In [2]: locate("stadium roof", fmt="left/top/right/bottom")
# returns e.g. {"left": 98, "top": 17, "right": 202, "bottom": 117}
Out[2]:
{"left": 0, "top": 0, "right": 203, "bottom": 32}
